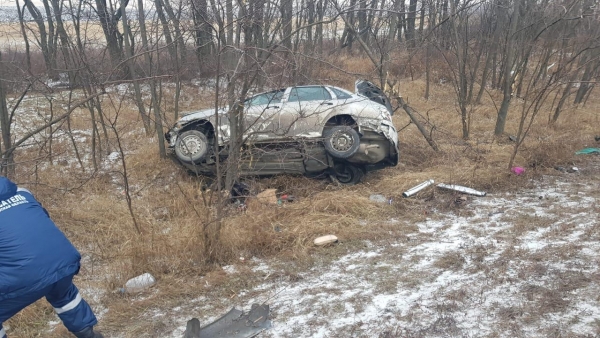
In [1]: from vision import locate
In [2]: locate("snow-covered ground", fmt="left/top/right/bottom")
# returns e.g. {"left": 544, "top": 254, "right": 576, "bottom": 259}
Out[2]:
{"left": 164, "top": 171, "right": 599, "bottom": 337}
{"left": 7, "top": 89, "right": 598, "bottom": 337}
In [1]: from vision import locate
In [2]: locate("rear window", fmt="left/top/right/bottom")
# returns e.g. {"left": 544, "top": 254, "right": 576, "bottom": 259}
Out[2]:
{"left": 330, "top": 87, "right": 352, "bottom": 100}
{"left": 288, "top": 86, "right": 332, "bottom": 102}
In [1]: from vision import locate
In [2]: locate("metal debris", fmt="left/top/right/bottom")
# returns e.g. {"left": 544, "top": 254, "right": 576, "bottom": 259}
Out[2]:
{"left": 437, "top": 183, "right": 487, "bottom": 197}
{"left": 183, "top": 304, "right": 271, "bottom": 338}
{"left": 402, "top": 179, "right": 435, "bottom": 198}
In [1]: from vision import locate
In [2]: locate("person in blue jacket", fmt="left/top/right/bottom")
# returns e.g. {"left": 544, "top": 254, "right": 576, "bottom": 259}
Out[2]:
{"left": 0, "top": 177, "right": 103, "bottom": 338}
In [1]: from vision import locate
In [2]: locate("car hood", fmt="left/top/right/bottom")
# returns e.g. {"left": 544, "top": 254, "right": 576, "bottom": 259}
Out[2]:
{"left": 355, "top": 80, "right": 394, "bottom": 115}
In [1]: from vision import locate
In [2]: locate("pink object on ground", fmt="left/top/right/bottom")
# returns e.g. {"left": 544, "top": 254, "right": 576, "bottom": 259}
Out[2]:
{"left": 511, "top": 166, "right": 525, "bottom": 175}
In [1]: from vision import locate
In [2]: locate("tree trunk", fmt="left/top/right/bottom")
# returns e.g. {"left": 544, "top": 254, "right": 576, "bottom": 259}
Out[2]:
{"left": 138, "top": 0, "right": 166, "bottom": 157}
{"left": 16, "top": 0, "right": 32, "bottom": 73}
{"left": 358, "top": 0, "right": 368, "bottom": 44}
{"left": 0, "top": 52, "right": 13, "bottom": 175}
{"left": 162, "top": 0, "right": 187, "bottom": 62}
{"left": 316, "top": 0, "right": 324, "bottom": 53}
{"left": 41, "top": 0, "right": 57, "bottom": 76}
{"left": 574, "top": 60, "right": 598, "bottom": 104}
{"left": 551, "top": 71, "right": 579, "bottom": 123}
{"left": 226, "top": 0, "right": 234, "bottom": 46}
{"left": 193, "top": 0, "right": 213, "bottom": 58}
{"left": 154, "top": 0, "right": 176, "bottom": 61}
{"left": 418, "top": 0, "right": 425, "bottom": 41}
{"left": 24, "top": 0, "right": 56, "bottom": 78}
{"left": 95, "top": 0, "right": 125, "bottom": 68}
{"left": 449, "top": 0, "right": 469, "bottom": 139}
{"left": 50, "top": 0, "right": 75, "bottom": 85}
{"left": 120, "top": 0, "right": 152, "bottom": 133}
{"left": 406, "top": 0, "right": 418, "bottom": 48}
{"left": 282, "top": 0, "right": 293, "bottom": 51}
{"left": 494, "top": 0, "right": 520, "bottom": 136}
{"left": 307, "top": 0, "right": 315, "bottom": 51}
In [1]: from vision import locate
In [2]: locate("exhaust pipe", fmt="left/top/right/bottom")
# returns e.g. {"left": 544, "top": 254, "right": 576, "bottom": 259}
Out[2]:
{"left": 437, "top": 183, "right": 486, "bottom": 197}
{"left": 403, "top": 179, "right": 435, "bottom": 197}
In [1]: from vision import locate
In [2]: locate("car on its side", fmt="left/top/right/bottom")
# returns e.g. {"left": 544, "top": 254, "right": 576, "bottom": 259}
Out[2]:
{"left": 165, "top": 80, "right": 399, "bottom": 184}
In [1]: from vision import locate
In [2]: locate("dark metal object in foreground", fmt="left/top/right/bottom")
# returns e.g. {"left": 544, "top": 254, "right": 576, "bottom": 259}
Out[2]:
{"left": 183, "top": 304, "right": 271, "bottom": 338}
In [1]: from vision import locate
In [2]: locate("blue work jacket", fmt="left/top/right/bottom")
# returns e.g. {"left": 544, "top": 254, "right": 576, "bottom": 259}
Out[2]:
{"left": 0, "top": 177, "right": 80, "bottom": 301}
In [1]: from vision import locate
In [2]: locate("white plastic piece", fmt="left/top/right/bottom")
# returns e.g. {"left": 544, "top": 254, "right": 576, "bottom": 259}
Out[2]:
{"left": 403, "top": 179, "right": 435, "bottom": 197}
{"left": 437, "top": 183, "right": 487, "bottom": 197}
{"left": 314, "top": 235, "right": 338, "bottom": 246}
{"left": 369, "top": 194, "right": 388, "bottom": 204}
{"left": 124, "top": 273, "right": 156, "bottom": 293}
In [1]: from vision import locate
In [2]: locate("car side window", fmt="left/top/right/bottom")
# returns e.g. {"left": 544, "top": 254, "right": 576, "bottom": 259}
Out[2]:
{"left": 288, "top": 86, "right": 332, "bottom": 102}
{"left": 245, "top": 90, "right": 285, "bottom": 106}
{"left": 330, "top": 87, "right": 352, "bottom": 100}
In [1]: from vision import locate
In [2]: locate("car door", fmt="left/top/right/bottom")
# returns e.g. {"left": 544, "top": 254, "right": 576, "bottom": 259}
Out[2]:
{"left": 277, "top": 86, "right": 334, "bottom": 139}
{"left": 243, "top": 89, "right": 286, "bottom": 142}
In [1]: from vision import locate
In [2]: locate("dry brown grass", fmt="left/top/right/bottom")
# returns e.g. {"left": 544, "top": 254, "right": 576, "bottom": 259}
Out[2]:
{"left": 4, "top": 52, "right": 600, "bottom": 337}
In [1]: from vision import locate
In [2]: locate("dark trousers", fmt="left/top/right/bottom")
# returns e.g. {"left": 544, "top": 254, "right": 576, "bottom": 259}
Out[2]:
{"left": 0, "top": 274, "right": 97, "bottom": 337}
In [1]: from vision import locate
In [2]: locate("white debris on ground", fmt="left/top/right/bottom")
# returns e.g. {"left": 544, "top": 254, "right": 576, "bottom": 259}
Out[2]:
{"left": 168, "top": 173, "right": 599, "bottom": 338}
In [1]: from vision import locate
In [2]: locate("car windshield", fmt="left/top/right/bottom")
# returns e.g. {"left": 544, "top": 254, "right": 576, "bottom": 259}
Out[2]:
{"left": 245, "top": 90, "right": 285, "bottom": 106}
{"left": 288, "top": 86, "right": 332, "bottom": 102}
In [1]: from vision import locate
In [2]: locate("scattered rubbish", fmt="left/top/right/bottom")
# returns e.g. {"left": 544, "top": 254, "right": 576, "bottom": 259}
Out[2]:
{"left": 231, "top": 182, "right": 251, "bottom": 203}
{"left": 232, "top": 199, "right": 247, "bottom": 212}
{"left": 511, "top": 166, "right": 525, "bottom": 175}
{"left": 454, "top": 195, "right": 469, "bottom": 205}
{"left": 509, "top": 135, "right": 517, "bottom": 142}
{"left": 369, "top": 194, "right": 389, "bottom": 204}
{"left": 277, "top": 194, "right": 296, "bottom": 205}
{"left": 314, "top": 235, "right": 338, "bottom": 246}
{"left": 280, "top": 194, "right": 296, "bottom": 202}
{"left": 183, "top": 303, "right": 271, "bottom": 338}
{"left": 437, "top": 183, "right": 487, "bottom": 197}
{"left": 594, "top": 136, "right": 600, "bottom": 142}
{"left": 256, "top": 189, "right": 278, "bottom": 205}
{"left": 555, "top": 166, "right": 579, "bottom": 173}
{"left": 488, "top": 211, "right": 504, "bottom": 216}
{"left": 403, "top": 179, "right": 435, "bottom": 197}
{"left": 575, "top": 147, "right": 600, "bottom": 155}
{"left": 121, "top": 273, "right": 156, "bottom": 293}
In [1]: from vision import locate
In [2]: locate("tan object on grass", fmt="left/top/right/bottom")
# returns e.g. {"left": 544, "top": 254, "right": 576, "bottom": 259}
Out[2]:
{"left": 314, "top": 235, "right": 338, "bottom": 246}
{"left": 256, "top": 189, "right": 278, "bottom": 205}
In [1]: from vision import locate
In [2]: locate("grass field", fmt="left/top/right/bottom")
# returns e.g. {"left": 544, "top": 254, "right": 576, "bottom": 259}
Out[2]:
{"left": 2, "top": 53, "right": 599, "bottom": 337}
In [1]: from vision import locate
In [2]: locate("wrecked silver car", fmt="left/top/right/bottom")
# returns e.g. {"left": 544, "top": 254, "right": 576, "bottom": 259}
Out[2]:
{"left": 165, "top": 80, "right": 399, "bottom": 184}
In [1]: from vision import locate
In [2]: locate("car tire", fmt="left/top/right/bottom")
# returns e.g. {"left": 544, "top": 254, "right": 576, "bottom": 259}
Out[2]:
{"left": 323, "top": 126, "right": 361, "bottom": 159}
{"left": 175, "top": 129, "right": 209, "bottom": 163}
{"left": 330, "top": 163, "right": 364, "bottom": 185}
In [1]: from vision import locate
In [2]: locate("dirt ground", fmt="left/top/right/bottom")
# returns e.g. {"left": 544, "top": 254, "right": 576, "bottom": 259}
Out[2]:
{"left": 3, "top": 78, "right": 599, "bottom": 338}
{"left": 116, "top": 157, "right": 599, "bottom": 338}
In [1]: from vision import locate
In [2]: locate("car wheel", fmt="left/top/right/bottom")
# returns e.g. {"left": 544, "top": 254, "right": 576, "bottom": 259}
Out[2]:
{"left": 330, "top": 163, "right": 364, "bottom": 185}
{"left": 175, "top": 129, "right": 209, "bottom": 163}
{"left": 323, "top": 126, "right": 361, "bottom": 159}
